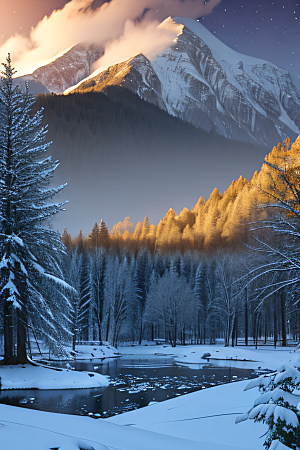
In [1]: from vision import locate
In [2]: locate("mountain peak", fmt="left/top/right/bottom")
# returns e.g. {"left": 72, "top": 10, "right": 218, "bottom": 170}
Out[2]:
{"left": 18, "top": 16, "right": 300, "bottom": 147}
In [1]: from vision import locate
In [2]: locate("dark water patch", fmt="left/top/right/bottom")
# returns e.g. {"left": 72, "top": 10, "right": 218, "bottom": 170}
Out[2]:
{"left": 0, "top": 356, "right": 256, "bottom": 418}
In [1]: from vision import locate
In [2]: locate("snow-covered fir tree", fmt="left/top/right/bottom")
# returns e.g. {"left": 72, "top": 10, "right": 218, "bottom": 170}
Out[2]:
{"left": 237, "top": 365, "right": 300, "bottom": 450}
{"left": 0, "top": 55, "right": 71, "bottom": 363}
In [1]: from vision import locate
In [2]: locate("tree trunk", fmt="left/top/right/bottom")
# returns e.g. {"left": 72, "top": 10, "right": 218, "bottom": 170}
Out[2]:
{"left": 72, "top": 329, "right": 76, "bottom": 351}
{"left": 106, "top": 311, "right": 110, "bottom": 342}
{"left": 27, "top": 326, "right": 32, "bottom": 359}
{"left": 2, "top": 301, "right": 14, "bottom": 364}
{"left": 280, "top": 291, "right": 287, "bottom": 347}
{"left": 245, "top": 290, "right": 248, "bottom": 346}
{"left": 255, "top": 314, "right": 259, "bottom": 349}
{"left": 97, "top": 317, "right": 102, "bottom": 346}
{"left": 264, "top": 314, "right": 267, "bottom": 344}
{"left": 274, "top": 308, "right": 277, "bottom": 349}
{"left": 17, "top": 309, "right": 28, "bottom": 364}
{"left": 231, "top": 316, "right": 236, "bottom": 347}
{"left": 138, "top": 322, "right": 143, "bottom": 345}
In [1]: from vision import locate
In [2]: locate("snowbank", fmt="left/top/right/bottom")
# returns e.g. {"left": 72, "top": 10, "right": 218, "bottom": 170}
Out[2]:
{"left": 108, "top": 378, "right": 267, "bottom": 450}
{"left": 0, "top": 345, "right": 299, "bottom": 449}
{"left": 0, "top": 402, "right": 204, "bottom": 450}
{"left": 28, "top": 342, "right": 121, "bottom": 361}
{"left": 174, "top": 345, "right": 300, "bottom": 371}
{"left": 120, "top": 343, "right": 300, "bottom": 371}
{"left": 69, "top": 343, "right": 121, "bottom": 360}
{"left": 0, "top": 362, "right": 109, "bottom": 390}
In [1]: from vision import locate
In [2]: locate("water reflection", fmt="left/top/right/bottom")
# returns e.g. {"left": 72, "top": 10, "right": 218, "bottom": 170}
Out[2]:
{"left": 0, "top": 356, "right": 255, "bottom": 418}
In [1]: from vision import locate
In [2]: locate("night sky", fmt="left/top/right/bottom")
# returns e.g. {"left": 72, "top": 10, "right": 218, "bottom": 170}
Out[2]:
{"left": 201, "top": 0, "right": 299, "bottom": 84}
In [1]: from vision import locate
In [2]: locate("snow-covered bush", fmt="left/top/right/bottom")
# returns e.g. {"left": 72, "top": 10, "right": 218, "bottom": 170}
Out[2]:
{"left": 236, "top": 365, "right": 300, "bottom": 450}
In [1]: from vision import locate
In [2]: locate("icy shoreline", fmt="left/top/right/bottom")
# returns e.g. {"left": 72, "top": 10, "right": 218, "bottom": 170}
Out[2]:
{"left": 0, "top": 344, "right": 299, "bottom": 449}
{"left": 0, "top": 361, "right": 109, "bottom": 390}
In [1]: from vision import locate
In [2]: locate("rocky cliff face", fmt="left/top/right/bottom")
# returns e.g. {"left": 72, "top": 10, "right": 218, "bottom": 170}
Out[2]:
{"left": 73, "top": 17, "right": 300, "bottom": 147}
{"left": 72, "top": 54, "right": 166, "bottom": 110}
{"left": 16, "top": 44, "right": 103, "bottom": 94}
{"left": 150, "top": 18, "right": 300, "bottom": 147}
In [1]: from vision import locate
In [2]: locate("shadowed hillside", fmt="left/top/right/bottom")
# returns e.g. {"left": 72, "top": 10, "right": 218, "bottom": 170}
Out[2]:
{"left": 35, "top": 87, "right": 267, "bottom": 235}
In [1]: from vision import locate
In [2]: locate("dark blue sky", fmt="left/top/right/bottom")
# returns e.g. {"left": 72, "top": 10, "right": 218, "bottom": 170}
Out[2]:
{"left": 200, "top": 0, "right": 299, "bottom": 85}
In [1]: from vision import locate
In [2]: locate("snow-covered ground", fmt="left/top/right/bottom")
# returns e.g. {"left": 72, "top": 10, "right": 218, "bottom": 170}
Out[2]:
{"left": 107, "top": 378, "right": 266, "bottom": 450}
{"left": 66, "top": 343, "right": 121, "bottom": 360}
{"left": 0, "top": 344, "right": 299, "bottom": 450}
{"left": 0, "top": 376, "right": 265, "bottom": 450}
{"left": 26, "top": 342, "right": 121, "bottom": 361}
{"left": 0, "top": 343, "right": 120, "bottom": 390}
{"left": 120, "top": 342, "right": 300, "bottom": 371}
{"left": 0, "top": 361, "right": 109, "bottom": 390}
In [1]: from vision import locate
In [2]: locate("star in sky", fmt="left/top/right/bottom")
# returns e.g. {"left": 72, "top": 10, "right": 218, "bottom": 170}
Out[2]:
{"left": 200, "top": 0, "right": 299, "bottom": 85}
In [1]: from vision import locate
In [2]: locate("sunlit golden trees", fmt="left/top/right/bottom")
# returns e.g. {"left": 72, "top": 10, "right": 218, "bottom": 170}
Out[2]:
{"left": 139, "top": 215, "right": 150, "bottom": 243}
{"left": 88, "top": 222, "right": 100, "bottom": 248}
{"left": 99, "top": 219, "right": 110, "bottom": 250}
{"left": 202, "top": 188, "right": 223, "bottom": 249}
{"left": 73, "top": 136, "right": 300, "bottom": 256}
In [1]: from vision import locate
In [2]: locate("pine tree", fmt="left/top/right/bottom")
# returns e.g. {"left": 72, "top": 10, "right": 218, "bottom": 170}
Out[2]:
{"left": 134, "top": 248, "right": 152, "bottom": 344}
{"left": 88, "top": 222, "right": 100, "bottom": 248}
{"left": 194, "top": 261, "right": 210, "bottom": 344}
{"left": 139, "top": 215, "right": 150, "bottom": 244}
{"left": 89, "top": 247, "right": 106, "bottom": 344}
{"left": 104, "top": 253, "right": 131, "bottom": 347}
{"left": 237, "top": 365, "right": 300, "bottom": 450}
{"left": 99, "top": 218, "right": 110, "bottom": 250}
{"left": 61, "top": 228, "right": 72, "bottom": 251}
{"left": 0, "top": 55, "right": 70, "bottom": 364}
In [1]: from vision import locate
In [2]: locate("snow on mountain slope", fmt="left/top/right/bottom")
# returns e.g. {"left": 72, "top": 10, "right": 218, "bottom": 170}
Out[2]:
{"left": 15, "top": 44, "right": 103, "bottom": 94}
{"left": 152, "top": 17, "right": 300, "bottom": 146}
{"left": 69, "top": 53, "right": 166, "bottom": 109}
{"left": 71, "top": 17, "right": 300, "bottom": 147}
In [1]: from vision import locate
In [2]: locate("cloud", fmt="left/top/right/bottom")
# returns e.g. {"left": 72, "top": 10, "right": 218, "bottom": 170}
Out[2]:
{"left": 92, "top": 18, "right": 184, "bottom": 75}
{"left": 0, "top": 0, "right": 222, "bottom": 76}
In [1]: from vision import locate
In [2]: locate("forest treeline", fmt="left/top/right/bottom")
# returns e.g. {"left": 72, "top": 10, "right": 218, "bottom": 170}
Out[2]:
{"left": 59, "top": 137, "right": 300, "bottom": 348}
{"left": 64, "top": 136, "right": 300, "bottom": 255}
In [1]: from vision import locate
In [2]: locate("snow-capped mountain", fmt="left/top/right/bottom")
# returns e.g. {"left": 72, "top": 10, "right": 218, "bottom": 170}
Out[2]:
{"left": 71, "top": 17, "right": 300, "bottom": 147}
{"left": 15, "top": 44, "right": 103, "bottom": 94}
{"left": 15, "top": 17, "right": 300, "bottom": 147}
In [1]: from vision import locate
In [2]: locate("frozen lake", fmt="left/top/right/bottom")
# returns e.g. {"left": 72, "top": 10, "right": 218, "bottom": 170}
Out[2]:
{"left": 0, "top": 355, "right": 256, "bottom": 418}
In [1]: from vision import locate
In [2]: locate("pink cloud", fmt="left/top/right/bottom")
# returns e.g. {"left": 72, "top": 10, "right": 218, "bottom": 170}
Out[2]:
{"left": 0, "top": 0, "right": 221, "bottom": 76}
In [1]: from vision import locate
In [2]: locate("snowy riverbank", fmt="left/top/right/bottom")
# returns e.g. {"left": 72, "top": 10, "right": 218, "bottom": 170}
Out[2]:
{"left": 0, "top": 344, "right": 299, "bottom": 449}
{"left": 0, "top": 376, "right": 265, "bottom": 450}
{"left": 120, "top": 342, "right": 300, "bottom": 371}
{"left": 0, "top": 361, "right": 109, "bottom": 390}
{"left": 0, "top": 343, "right": 120, "bottom": 390}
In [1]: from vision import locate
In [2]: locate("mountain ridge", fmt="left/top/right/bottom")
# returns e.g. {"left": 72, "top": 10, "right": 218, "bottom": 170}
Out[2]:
{"left": 15, "top": 17, "right": 300, "bottom": 147}
{"left": 71, "top": 17, "right": 300, "bottom": 147}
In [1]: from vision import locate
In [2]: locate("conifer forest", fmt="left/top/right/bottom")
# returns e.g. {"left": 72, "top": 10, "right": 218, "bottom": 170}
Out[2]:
{"left": 1, "top": 77, "right": 300, "bottom": 359}
{"left": 60, "top": 135, "right": 300, "bottom": 349}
